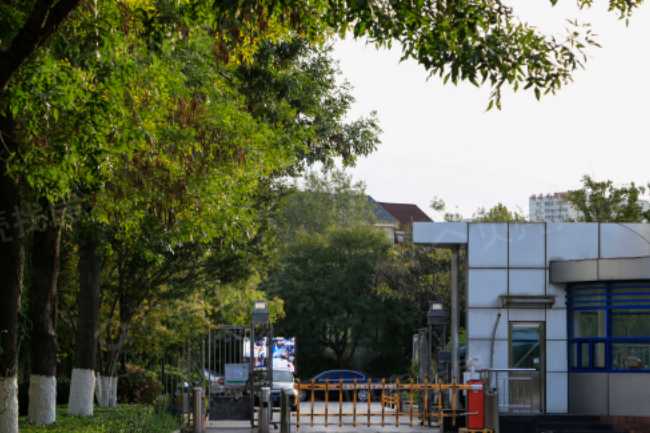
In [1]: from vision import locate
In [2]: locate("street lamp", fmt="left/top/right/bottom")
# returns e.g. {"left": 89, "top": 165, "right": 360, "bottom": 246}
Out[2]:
{"left": 252, "top": 300, "right": 269, "bottom": 325}
{"left": 428, "top": 301, "right": 446, "bottom": 325}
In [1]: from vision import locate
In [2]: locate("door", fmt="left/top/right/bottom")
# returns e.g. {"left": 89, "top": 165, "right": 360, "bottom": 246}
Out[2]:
{"left": 509, "top": 322, "right": 545, "bottom": 413}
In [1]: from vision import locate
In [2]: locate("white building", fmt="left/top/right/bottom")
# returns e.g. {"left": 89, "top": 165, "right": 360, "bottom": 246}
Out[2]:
{"left": 529, "top": 192, "right": 579, "bottom": 222}
{"left": 529, "top": 192, "right": 650, "bottom": 222}
{"left": 414, "top": 222, "right": 650, "bottom": 416}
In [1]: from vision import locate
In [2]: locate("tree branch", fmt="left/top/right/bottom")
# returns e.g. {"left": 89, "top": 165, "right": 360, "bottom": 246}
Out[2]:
{"left": 0, "top": 0, "right": 84, "bottom": 93}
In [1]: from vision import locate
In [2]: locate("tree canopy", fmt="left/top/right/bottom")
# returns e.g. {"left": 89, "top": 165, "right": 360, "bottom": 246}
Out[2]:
{"left": 565, "top": 175, "right": 650, "bottom": 222}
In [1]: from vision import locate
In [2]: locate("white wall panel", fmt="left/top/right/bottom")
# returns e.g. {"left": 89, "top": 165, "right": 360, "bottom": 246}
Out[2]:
{"left": 547, "top": 341, "right": 568, "bottom": 372}
{"left": 467, "top": 309, "right": 507, "bottom": 340}
{"left": 546, "top": 373, "right": 568, "bottom": 413}
{"left": 468, "top": 223, "right": 508, "bottom": 268}
{"left": 508, "top": 308, "right": 545, "bottom": 322}
{"left": 546, "top": 309, "right": 568, "bottom": 340}
{"left": 467, "top": 339, "right": 508, "bottom": 370}
{"left": 413, "top": 222, "right": 468, "bottom": 245}
{"left": 600, "top": 224, "right": 650, "bottom": 259}
{"left": 509, "top": 223, "right": 546, "bottom": 268}
{"left": 468, "top": 270, "right": 508, "bottom": 308}
{"left": 546, "top": 223, "right": 599, "bottom": 266}
{"left": 509, "top": 269, "right": 546, "bottom": 297}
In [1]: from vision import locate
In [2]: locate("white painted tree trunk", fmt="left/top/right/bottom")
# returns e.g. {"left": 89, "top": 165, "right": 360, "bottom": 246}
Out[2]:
{"left": 68, "top": 368, "right": 95, "bottom": 415}
{"left": 110, "top": 376, "right": 118, "bottom": 406}
{"left": 27, "top": 375, "right": 57, "bottom": 424}
{"left": 98, "top": 376, "right": 111, "bottom": 407}
{"left": 94, "top": 373, "right": 103, "bottom": 406}
{"left": 0, "top": 376, "right": 18, "bottom": 433}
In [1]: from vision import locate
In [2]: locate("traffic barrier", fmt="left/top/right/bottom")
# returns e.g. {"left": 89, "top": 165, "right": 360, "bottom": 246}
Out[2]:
{"left": 294, "top": 377, "right": 483, "bottom": 428}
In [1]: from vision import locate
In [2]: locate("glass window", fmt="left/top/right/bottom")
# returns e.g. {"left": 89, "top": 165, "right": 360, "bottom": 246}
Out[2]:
{"left": 580, "top": 342, "right": 590, "bottom": 369}
{"left": 568, "top": 282, "right": 650, "bottom": 372}
{"left": 594, "top": 342, "right": 606, "bottom": 369}
{"left": 611, "top": 309, "right": 650, "bottom": 338}
{"left": 611, "top": 343, "right": 650, "bottom": 371}
{"left": 570, "top": 310, "right": 606, "bottom": 338}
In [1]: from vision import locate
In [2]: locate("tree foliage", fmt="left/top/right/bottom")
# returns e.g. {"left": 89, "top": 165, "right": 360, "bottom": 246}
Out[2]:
{"left": 473, "top": 203, "right": 527, "bottom": 222}
{"left": 565, "top": 175, "right": 650, "bottom": 222}
{"left": 275, "top": 225, "right": 390, "bottom": 368}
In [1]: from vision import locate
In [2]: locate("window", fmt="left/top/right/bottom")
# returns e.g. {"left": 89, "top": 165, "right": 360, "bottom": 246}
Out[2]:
{"left": 567, "top": 282, "right": 650, "bottom": 372}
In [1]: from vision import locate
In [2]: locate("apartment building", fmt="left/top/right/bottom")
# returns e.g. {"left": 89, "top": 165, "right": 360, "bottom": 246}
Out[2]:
{"left": 529, "top": 192, "right": 650, "bottom": 222}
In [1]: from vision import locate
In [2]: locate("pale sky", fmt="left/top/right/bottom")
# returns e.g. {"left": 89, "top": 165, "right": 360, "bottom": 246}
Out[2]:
{"left": 331, "top": 1, "right": 650, "bottom": 221}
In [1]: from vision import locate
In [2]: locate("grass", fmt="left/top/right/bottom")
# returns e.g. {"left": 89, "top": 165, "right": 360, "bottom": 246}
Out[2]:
{"left": 19, "top": 404, "right": 183, "bottom": 432}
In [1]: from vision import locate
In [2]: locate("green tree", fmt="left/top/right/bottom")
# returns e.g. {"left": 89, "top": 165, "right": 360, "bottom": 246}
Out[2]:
{"left": 279, "top": 169, "right": 377, "bottom": 242}
{"left": 473, "top": 203, "right": 527, "bottom": 222}
{"left": 565, "top": 175, "right": 650, "bottom": 222}
{"left": 275, "top": 225, "right": 390, "bottom": 368}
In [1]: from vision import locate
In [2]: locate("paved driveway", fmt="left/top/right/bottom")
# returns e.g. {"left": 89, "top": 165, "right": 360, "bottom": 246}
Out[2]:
{"left": 206, "top": 401, "right": 441, "bottom": 433}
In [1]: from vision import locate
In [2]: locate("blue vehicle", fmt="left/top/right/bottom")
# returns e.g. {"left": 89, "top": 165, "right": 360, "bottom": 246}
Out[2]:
{"left": 299, "top": 370, "right": 381, "bottom": 402}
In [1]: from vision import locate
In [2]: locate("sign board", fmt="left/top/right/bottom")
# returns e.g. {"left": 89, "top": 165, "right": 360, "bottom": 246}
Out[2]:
{"left": 225, "top": 363, "right": 249, "bottom": 386}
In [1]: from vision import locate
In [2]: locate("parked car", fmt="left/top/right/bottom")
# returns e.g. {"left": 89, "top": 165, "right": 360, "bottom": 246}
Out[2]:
{"left": 299, "top": 370, "right": 381, "bottom": 402}
{"left": 245, "top": 368, "right": 298, "bottom": 410}
{"left": 204, "top": 369, "right": 226, "bottom": 393}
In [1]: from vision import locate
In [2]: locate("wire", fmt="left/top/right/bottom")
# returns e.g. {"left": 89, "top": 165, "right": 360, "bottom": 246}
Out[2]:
{"left": 615, "top": 222, "right": 650, "bottom": 247}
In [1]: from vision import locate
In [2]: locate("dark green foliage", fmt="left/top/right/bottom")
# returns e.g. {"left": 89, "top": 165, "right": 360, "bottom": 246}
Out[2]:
{"left": 57, "top": 376, "right": 72, "bottom": 405}
{"left": 294, "top": 345, "right": 338, "bottom": 380}
{"left": 18, "top": 404, "right": 181, "bottom": 432}
{"left": 117, "top": 364, "right": 163, "bottom": 405}
{"left": 276, "top": 225, "right": 391, "bottom": 368}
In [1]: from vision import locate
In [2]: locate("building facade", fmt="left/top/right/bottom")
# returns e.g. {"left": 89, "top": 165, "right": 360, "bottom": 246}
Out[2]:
{"left": 529, "top": 192, "right": 578, "bottom": 222}
{"left": 413, "top": 222, "right": 650, "bottom": 416}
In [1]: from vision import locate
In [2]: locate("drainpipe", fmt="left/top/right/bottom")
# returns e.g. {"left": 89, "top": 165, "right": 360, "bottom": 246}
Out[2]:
{"left": 490, "top": 314, "right": 502, "bottom": 369}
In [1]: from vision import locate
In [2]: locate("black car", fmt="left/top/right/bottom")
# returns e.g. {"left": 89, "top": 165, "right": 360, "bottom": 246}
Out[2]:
{"left": 299, "top": 370, "right": 381, "bottom": 402}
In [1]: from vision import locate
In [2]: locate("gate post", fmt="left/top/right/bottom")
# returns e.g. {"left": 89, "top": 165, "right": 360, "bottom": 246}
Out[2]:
{"left": 418, "top": 328, "right": 430, "bottom": 422}
{"left": 259, "top": 387, "right": 271, "bottom": 433}
{"left": 193, "top": 387, "right": 204, "bottom": 433}
{"left": 280, "top": 389, "right": 291, "bottom": 433}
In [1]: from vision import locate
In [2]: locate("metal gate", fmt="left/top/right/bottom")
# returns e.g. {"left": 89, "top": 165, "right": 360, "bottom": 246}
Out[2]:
{"left": 207, "top": 323, "right": 273, "bottom": 425}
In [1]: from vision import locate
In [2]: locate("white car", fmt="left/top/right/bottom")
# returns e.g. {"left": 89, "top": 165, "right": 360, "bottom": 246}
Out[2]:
{"left": 204, "top": 369, "right": 226, "bottom": 393}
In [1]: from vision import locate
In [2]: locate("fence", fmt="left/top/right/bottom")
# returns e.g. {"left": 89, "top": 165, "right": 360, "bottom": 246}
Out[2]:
{"left": 294, "top": 378, "right": 480, "bottom": 428}
{"left": 479, "top": 369, "right": 541, "bottom": 414}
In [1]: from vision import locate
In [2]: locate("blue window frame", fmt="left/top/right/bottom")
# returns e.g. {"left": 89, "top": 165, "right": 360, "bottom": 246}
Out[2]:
{"left": 567, "top": 281, "right": 650, "bottom": 372}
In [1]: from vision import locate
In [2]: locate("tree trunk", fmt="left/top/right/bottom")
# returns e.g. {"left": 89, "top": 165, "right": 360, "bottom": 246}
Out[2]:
{"left": 68, "top": 228, "right": 102, "bottom": 415}
{"left": 0, "top": 113, "right": 25, "bottom": 433}
{"left": 27, "top": 199, "right": 63, "bottom": 424}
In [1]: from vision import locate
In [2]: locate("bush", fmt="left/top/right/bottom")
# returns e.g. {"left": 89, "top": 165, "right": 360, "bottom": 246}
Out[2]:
{"left": 117, "top": 364, "right": 163, "bottom": 405}
{"left": 153, "top": 394, "right": 172, "bottom": 415}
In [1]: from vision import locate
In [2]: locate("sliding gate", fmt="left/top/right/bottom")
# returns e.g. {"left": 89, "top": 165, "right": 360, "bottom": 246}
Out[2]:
{"left": 208, "top": 324, "right": 272, "bottom": 425}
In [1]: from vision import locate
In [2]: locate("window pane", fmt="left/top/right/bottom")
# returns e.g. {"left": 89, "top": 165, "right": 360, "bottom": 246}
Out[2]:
{"left": 570, "top": 310, "right": 606, "bottom": 338}
{"left": 611, "top": 309, "right": 650, "bottom": 338}
{"left": 580, "top": 342, "right": 590, "bottom": 369}
{"left": 569, "top": 342, "right": 578, "bottom": 369}
{"left": 611, "top": 343, "right": 650, "bottom": 371}
{"left": 594, "top": 342, "right": 606, "bottom": 369}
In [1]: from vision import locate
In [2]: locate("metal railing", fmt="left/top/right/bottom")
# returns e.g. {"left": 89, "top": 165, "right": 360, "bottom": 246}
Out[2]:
{"left": 294, "top": 378, "right": 480, "bottom": 428}
{"left": 478, "top": 368, "right": 541, "bottom": 414}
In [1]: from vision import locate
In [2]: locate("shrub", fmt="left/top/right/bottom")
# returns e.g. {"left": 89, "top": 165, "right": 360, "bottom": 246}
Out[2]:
{"left": 117, "top": 364, "right": 163, "bottom": 405}
{"left": 153, "top": 394, "right": 173, "bottom": 414}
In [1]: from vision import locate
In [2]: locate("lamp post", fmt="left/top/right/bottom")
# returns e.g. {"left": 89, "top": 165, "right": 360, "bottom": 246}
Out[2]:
{"left": 251, "top": 300, "right": 272, "bottom": 425}
{"left": 427, "top": 301, "right": 447, "bottom": 379}
{"left": 253, "top": 300, "right": 270, "bottom": 324}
